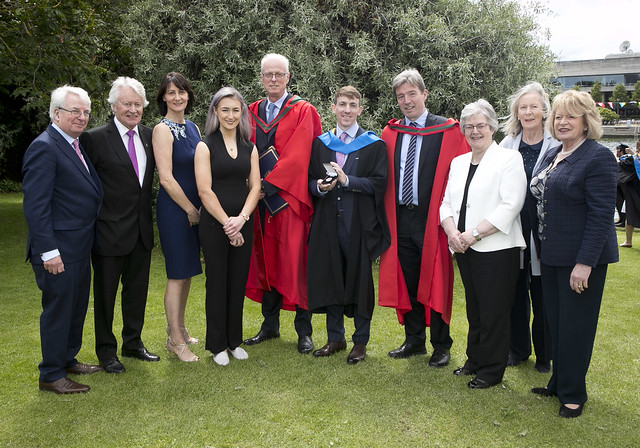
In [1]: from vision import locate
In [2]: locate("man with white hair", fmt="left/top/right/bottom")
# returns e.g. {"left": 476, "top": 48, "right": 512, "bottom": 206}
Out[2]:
{"left": 79, "top": 77, "right": 158, "bottom": 373}
{"left": 23, "top": 85, "right": 103, "bottom": 393}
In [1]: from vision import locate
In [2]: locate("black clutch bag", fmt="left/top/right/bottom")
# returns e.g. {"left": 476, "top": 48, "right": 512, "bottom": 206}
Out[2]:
{"left": 259, "top": 146, "right": 289, "bottom": 216}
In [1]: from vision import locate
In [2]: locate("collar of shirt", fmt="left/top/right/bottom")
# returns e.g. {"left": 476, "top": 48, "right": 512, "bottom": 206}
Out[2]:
{"left": 51, "top": 122, "right": 76, "bottom": 146}
{"left": 336, "top": 122, "right": 359, "bottom": 142}
{"left": 113, "top": 117, "right": 139, "bottom": 138}
{"left": 404, "top": 110, "right": 428, "bottom": 128}
{"left": 266, "top": 91, "right": 288, "bottom": 113}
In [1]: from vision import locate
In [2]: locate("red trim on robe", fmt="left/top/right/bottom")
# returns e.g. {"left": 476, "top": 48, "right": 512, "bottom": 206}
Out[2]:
{"left": 378, "top": 118, "right": 469, "bottom": 325}
{"left": 245, "top": 97, "right": 322, "bottom": 310}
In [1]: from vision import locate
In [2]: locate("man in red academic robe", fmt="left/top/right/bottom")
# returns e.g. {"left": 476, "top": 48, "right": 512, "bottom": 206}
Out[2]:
{"left": 244, "top": 53, "right": 322, "bottom": 354}
{"left": 378, "top": 69, "right": 468, "bottom": 366}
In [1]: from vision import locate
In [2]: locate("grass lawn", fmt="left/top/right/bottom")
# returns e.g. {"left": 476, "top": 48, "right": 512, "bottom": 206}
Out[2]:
{"left": 0, "top": 192, "right": 638, "bottom": 447}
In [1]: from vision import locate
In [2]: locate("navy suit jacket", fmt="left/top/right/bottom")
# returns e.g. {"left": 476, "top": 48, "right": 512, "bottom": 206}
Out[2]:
{"left": 22, "top": 125, "right": 102, "bottom": 264}
{"left": 79, "top": 119, "right": 155, "bottom": 256}
{"left": 532, "top": 139, "right": 618, "bottom": 267}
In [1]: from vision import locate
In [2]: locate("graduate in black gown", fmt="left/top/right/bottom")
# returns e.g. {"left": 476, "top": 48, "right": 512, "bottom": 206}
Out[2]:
{"left": 195, "top": 87, "right": 261, "bottom": 366}
{"left": 307, "top": 86, "right": 390, "bottom": 364}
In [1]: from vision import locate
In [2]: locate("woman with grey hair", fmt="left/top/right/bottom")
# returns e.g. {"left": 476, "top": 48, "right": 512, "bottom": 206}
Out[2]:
{"left": 195, "top": 87, "right": 261, "bottom": 366}
{"left": 440, "top": 99, "right": 527, "bottom": 389}
{"left": 500, "top": 82, "right": 559, "bottom": 373}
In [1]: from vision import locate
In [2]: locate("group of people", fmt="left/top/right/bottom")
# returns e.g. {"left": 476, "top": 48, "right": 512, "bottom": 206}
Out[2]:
{"left": 22, "top": 53, "right": 620, "bottom": 419}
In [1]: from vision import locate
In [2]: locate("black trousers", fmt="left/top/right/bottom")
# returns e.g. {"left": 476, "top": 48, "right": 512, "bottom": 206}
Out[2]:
{"left": 509, "top": 253, "right": 551, "bottom": 364}
{"left": 260, "top": 291, "right": 312, "bottom": 338}
{"left": 456, "top": 247, "right": 520, "bottom": 385}
{"left": 397, "top": 206, "right": 452, "bottom": 349}
{"left": 92, "top": 238, "right": 151, "bottom": 361}
{"left": 542, "top": 263, "right": 608, "bottom": 405}
{"left": 33, "top": 258, "right": 91, "bottom": 382}
{"left": 201, "top": 216, "right": 252, "bottom": 354}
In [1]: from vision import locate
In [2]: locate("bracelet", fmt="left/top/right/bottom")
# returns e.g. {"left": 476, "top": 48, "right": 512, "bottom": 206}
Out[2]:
{"left": 240, "top": 212, "right": 250, "bottom": 222}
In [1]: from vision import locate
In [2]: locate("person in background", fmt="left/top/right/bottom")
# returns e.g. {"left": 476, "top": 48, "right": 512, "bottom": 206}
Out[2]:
{"left": 243, "top": 53, "right": 322, "bottom": 354}
{"left": 23, "top": 85, "right": 103, "bottom": 393}
{"left": 195, "top": 87, "right": 261, "bottom": 366}
{"left": 153, "top": 72, "right": 202, "bottom": 362}
{"left": 499, "top": 82, "right": 559, "bottom": 373}
{"left": 378, "top": 69, "right": 468, "bottom": 367}
{"left": 307, "top": 86, "right": 390, "bottom": 364}
{"left": 615, "top": 143, "right": 631, "bottom": 228}
{"left": 530, "top": 90, "right": 618, "bottom": 418}
{"left": 618, "top": 142, "right": 639, "bottom": 248}
{"left": 441, "top": 99, "right": 526, "bottom": 389}
{"left": 80, "top": 77, "right": 159, "bottom": 374}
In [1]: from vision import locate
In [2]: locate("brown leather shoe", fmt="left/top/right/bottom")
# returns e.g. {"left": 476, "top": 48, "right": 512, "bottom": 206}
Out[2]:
{"left": 39, "top": 377, "right": 90, "bottom": 394}
{"left": 313, "top": 341, "right": 347, "bottom": 357}
{"left": 347, "top": 343, "right": 366, "bottom": 364}
{"left": 66, "top": 362, "right": 103, "bottom": 375}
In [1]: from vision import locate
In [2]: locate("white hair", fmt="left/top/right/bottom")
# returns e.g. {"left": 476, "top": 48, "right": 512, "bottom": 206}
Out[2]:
{"left": 261, "top": 53, "right": 290, "bottom": 73}
{"left": 107, "top": 76, "right": 149, "bottom": 110}
{"left": 49, "top": 85, "right": 91, "bottom": 120}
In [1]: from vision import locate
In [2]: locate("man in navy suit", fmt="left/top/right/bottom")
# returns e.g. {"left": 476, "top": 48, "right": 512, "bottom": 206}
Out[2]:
{"left": 79, "top": 77, "right": 158, "bottom": 373}
{"left": 23, "top": 85, "right": 104, "bottom": 394}
{"left": 307, "top": 86, "right": 390, "bottom": 364}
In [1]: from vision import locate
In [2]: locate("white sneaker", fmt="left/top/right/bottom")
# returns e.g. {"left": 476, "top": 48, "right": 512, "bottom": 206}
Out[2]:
{"left": 213, "top": 350, "right": 229, "bottom": 366}
{"left": 229, "top": 347, "right": 249, "bottom": 360}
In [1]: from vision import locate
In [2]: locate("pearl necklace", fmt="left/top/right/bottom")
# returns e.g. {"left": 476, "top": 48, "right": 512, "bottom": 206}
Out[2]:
{"left": 560, "top": 139, "right": 585, "bottom": 155}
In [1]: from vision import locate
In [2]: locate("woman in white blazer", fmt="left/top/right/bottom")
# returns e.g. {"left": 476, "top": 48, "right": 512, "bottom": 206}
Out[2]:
{"left": 500, "top": 82, "right": 560, "bottom": 373}
{"left": 441, "top": 99, "right": 526, "bottom": 389}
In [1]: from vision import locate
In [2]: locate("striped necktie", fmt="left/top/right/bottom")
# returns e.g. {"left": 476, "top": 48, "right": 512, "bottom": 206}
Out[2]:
{"left": 336, "top": 131, "right": 348, "bottom": 168}
{"left": 401, "top": 122, "right": 418, "bottom": 205}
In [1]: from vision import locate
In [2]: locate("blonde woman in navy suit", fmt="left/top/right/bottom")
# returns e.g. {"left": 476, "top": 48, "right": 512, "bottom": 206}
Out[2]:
{"left": 440, "top": 99, "right": 526, "bottom": 389}
{"left": 529, "top": 90, "right": 618, "bottom": 418}
{"left": 500, "top": 82, "right": 560, "bottom": 373}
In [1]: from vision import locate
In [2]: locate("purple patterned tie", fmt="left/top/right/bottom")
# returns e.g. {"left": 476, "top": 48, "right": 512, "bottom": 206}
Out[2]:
{"left": 126, "top": 130, "right": 140, "bottom": 179}
{"left": 336, "top": 131, "right": 347, "bottom": 168}
{"left": 73, "top": 139, "right": 88, "bottom": 170}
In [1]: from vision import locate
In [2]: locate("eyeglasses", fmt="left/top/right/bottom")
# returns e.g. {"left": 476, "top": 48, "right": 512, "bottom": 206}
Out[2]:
{"left": 260, "top": 72, "right": 287, "bottom": 80}
{"left": 59, "top": 107, "right": 91, "bottom": 118}
{"left": 463, "top": 123, "right": 489, "bottom": 132}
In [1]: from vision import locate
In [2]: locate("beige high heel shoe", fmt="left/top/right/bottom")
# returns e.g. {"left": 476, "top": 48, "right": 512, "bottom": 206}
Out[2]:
{"left": 166, "top": 338, "right": 199, "bottom": 362}
{"left": 180, "top": 327, "right": 199, "bottom": 345}
{"left": 166, "top": 325, "right": 199, "bottom": 345}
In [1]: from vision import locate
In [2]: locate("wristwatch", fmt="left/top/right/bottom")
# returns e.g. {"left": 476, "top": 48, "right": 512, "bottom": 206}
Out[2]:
{"left": 472, "top": 228, "right": 481, "bottom": 242}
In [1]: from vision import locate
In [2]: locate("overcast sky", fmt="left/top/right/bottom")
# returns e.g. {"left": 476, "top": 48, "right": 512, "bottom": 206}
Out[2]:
{"left": 517, "top": 0, "right": 639, "bottom": 61}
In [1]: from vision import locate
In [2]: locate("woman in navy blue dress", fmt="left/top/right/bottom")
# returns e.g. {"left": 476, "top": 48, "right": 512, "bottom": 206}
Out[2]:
{"left": 153, "top": 72, "right": 202, "bottom": 362}
{"left": 195, "top": 87, "right": 261, "bottom": 366}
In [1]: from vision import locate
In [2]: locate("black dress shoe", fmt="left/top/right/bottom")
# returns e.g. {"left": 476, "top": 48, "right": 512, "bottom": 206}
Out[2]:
{"left": 531, "top": 387, "right": 556, "bottom": 397}
{"left": 453, "top": 366, "right": 474, "bottom": 376}
{"left": 559, "top": 404, "right": 583, "bottom": 418}
{"left": 313, "top": 340, "right": 346, "bottom": 357}
{"left": 101, "top": 357, "right": 126, "bottom": 374}
{"left": 347, "top": 343, "right": 366, "bottom": 364}
{"left": 387, "top": 342, "right": 427, "bottom": 359}
{"left": 535, "top": 361, "right": 551, "bottom": 373}
{"left": 428, "top": 349, "right": 450, "bottom": 367}
{"left": 243, "top": 330, "right": 280, "bottom": 346}
{"left": 297, "top": 335, "right": 314, "bottom": 354}
{"left": 468, "top": 377, "right": 496, "bottom": 389}
{"left": 507, "top": 353, "right": 528, "bottom": 367}
{"left": 121, "top": 346, "right": 160, "bottom": 362}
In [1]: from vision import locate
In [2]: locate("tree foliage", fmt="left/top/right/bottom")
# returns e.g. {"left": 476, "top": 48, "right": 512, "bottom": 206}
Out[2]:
{"left": 0, "top": 0, "right": 131, "bottom": 180}
{"left": 122, "top": 0, "right": 555, "bottom": 132}
{"left": 610, "top": 83, "right": 629, "bottom": 103}
{"left": 598, "top": 107, "right": 618, "bottom": 124}
{"left": 632, "top": 80, "right": 640, "bottom": 102}
{"left": 590, "top": 79, "right": 603, "bottom": 102}
{"left": 1, "top": 0, "right": 555, "bottom": 180}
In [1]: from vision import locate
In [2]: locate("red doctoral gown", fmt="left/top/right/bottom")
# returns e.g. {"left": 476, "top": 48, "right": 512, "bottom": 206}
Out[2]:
{"left": 378, "top": 118, "right": 469, "bottom": 325}
{"left": 245, "top": 96, "right": 322, "bottom": 310}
